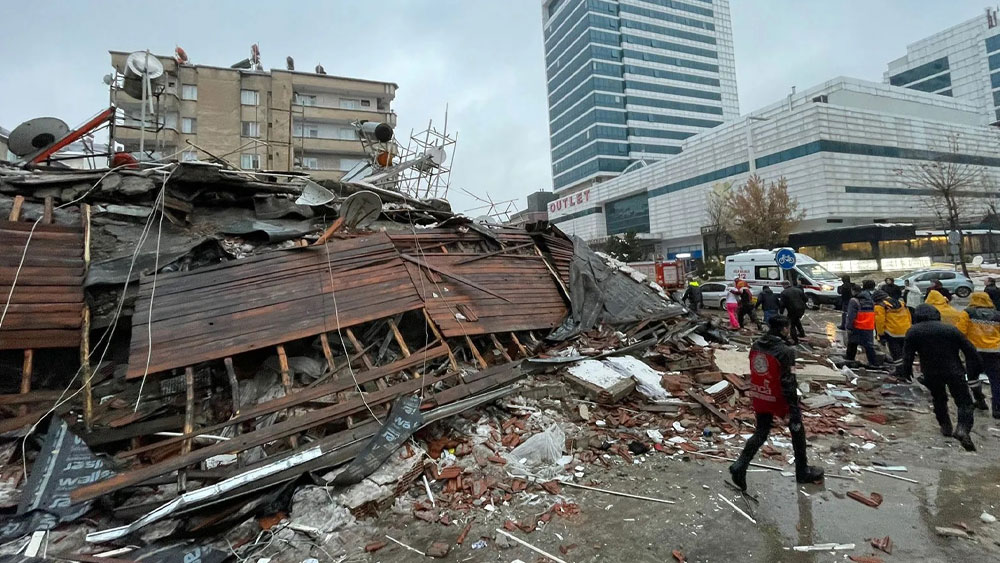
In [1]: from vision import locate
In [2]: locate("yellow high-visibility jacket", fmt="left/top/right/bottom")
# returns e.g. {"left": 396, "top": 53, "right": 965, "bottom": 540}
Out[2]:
{"left": 957, "top": 292, "right": 1000, "bottom": 353}
{"left": 874, "top": 296, "right": 911, "bottom": 338}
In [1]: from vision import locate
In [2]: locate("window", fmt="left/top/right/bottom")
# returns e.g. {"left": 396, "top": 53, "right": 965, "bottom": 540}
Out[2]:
{"left": 241, "top": 121, "right": 259, "bottom": 137}
{"left": 240, "top": 153, "right": 260, "bottom": 169}
{"left": 337, "top": 127, "right": 358, "bottom": 140}
{"left": 702, "top": 283, "right": 725, "bottom": 293}
{"left": 240, "top": 89, "right": 259, "bottom": 105}
{"left": 755, "top": 266, "right": 780, "bottom": 281}
{"left": 939, "top": 272, "right": 956, "bottom": 280}
{"left": 360, "top": 99, "right": 371, "bottom": 108}
{"left": 339, "top": 98, "right": 361, "bottom": 110}
{"left": 163, "top": 112, "right": 178, "bottom": 129}
{"left": 293, "top": 93, "right": 316, "bottom": 106}
{"left": 888, "top": 57, "right": 949, "bottom": 86}
{"left": 301, "top": 157, "right": 319, "bottom": 170}
{"left": 604, "top": 192, "right": 650, "bottom": 235}
{"left": 338, "top": 158, "right": 363, "bottom": 171}
{"left": 181, "top": 117, "right": 197, "bottom": 134}
{"left": 181, "top": 150, "right": 198, "bottom": 162}
{"left": 181, "top": 84, "right": 197, "bottom": 100}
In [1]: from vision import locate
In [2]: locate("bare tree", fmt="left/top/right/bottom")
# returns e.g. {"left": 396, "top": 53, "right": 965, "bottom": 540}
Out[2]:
{"left": 703, "top": 181, "right": 733, "bottom": 260}
{"left": 729, "top": 175, "right": 805, "bottom": 249}
{"left": 898, "top": 135, "right": 989, "bottom": 277}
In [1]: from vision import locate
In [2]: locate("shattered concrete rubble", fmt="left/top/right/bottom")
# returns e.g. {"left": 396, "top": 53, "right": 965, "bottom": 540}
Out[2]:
{"left": 2, "top": 162, "right": 999, "bottom": 562}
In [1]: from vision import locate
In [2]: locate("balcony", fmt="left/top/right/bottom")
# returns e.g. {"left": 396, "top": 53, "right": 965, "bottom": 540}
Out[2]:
{"left": 114, "top": 123, "right": 180, "bottom": 147}
{"left": 292, "top": 104, "right": 396, "bottom": 126}
{"left": 290, "top": 136, "right": 365, "bottom": 154}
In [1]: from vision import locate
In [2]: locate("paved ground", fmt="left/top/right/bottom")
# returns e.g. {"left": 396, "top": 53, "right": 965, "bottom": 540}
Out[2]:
{"left": 364, "top": 309, "right": 1000, "bottom": 563}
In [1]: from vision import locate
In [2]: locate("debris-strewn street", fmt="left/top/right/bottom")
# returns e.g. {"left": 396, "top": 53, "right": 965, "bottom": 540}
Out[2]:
{"left": 1, "top": 159, "right": 998, "bottom": 563}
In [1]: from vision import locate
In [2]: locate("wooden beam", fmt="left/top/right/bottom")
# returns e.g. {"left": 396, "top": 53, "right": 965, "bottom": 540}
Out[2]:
{"left": 388, "top": 317, "right": 420, "bottom": 379}
{"left": 490, "top": 334, "right": 513, "bottom": 362}
{"left": 465, "top": 335, "right": 488, "bottom": 369}
{"left": 276, "top": 345, "right": 299, "bottom": 448}
{"left": 224, "top": 358, "right": 240, "bottom": 418}
{"left": 8, "top": 195, "right": 24, "bottom": 221}
{"left": 345, "top": 327, "right": 386, "bottom": 392}
{"left": 509, "top": 332, "right": 528, "bottom": 358}
{"left": 19, "top": 349, "right": 33, "bottom": 416}
{"left": 423, "top": 309, "right": 458, "bottom": 372}
{"left": 81, "top": 307, "right": 92, "bottom": 430}
{"left": 42, "top": 197, "right": 53, "bottom": 224}
{"left": 452, "top": 242, "right": 535, "bottom": 265}
{"left": 179, "top": 366, "right": 195, "bottom": 492}
{"left": 319, "top": 333, "right": 336, "bottom": 372}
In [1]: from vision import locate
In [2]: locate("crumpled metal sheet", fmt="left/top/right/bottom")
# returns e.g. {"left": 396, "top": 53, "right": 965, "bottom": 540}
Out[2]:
{"left": 86, "top": 238, "right": 225, "bottom": 287}
{"left": 219, "top": 219, "right": 320, "bottom": 242}
{"left": 550, "top": 236, "right": 685, "bottom": 340}
{"left": 254, "top": 195, "right": 315, "bottom": 220}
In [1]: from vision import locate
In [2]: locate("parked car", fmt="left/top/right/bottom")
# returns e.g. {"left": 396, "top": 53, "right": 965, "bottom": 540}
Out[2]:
{"left": 895, "top": 269, "right": 974, "bottom": 298}
{"left": 698, "top": 281, "right": 731, "bottom": 309}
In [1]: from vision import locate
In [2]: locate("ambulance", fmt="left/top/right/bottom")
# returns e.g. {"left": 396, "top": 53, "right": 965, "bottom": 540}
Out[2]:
{"left": 724, "top": 249, "right": 842, "bottom": 309}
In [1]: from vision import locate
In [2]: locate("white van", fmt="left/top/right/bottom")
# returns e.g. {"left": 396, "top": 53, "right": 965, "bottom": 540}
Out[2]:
{"left": 724, "top": 249, "right": 842, "bottom": 309}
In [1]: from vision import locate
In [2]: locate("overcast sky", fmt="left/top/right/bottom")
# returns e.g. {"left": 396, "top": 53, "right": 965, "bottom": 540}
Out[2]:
{"left": 0, "top": 1, "right": 989, "bottom": 214}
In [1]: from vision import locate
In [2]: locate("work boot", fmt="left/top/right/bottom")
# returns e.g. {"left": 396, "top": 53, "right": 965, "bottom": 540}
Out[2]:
{"left": 796, "top": 465, "right": 825, "bottom": 484}
{"left": 975, "top": 397, "right": 989, "bottom": 411}
{"left": 953, "top": 428, "right": 976, "bottom": 452}
{"left": 729, "top": 463, "right": 748, "bottom": 492}
{"left": 940, "top": 423, "right": 954, "bottom": 437}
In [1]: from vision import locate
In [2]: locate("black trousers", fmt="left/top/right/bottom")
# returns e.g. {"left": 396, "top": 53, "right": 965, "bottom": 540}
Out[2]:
{"left": 924, "top": 370, "right": 974, "bottom": 434}
{"left": 738, "top": 304, "right": 760, "bottom": 329}
{"left": 883, "top": 335, "right": 904, "bottom": 362}
{"left": 846, "top": 329, "right": 879, "bottom": 365}
{"left": 788, "top": 311, "right": 806, "bottom": 341}
{"left": 734, "top": 412, "right": 809, "bottom": 473}
{"left": 983, "top": 352, "right": 1000, "bottom": 413}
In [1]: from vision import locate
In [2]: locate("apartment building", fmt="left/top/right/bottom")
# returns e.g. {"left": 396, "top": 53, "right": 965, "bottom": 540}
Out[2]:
{"left": 541, "top": 0, "right": 739, "bottom": 194}
{"left": 109, "top": 51, "right": 397, "bottom": 180}
{"left": 884, "top": 9, "right": 1000, "bottom": 125}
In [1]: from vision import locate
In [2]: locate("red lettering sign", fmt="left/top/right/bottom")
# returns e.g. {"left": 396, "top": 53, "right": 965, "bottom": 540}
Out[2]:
{"left": 548, "top": 189, "right": 592, "bottom": 215}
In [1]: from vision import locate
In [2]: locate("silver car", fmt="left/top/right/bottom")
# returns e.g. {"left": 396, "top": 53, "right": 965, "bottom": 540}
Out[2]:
{"left": 895, "top": 269, "right": 974, "bottom": 298}
{"left": 698, "top": 281, "right": 732, "bottom": 309}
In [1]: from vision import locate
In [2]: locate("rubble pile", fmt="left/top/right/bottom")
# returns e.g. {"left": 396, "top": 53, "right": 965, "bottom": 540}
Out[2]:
{"left": 0, "top": 162, "right": 994, "bottom": 561}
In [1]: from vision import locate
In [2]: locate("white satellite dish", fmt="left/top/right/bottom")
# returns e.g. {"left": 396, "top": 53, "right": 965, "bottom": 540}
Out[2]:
{"left": 425, "top": 146, "right": 447, "bottom": 166}
{"left": 973, "top": 255, "right": 985, "bottom": 266}
{"left": 295, "top": 179, "right": 337, "bottom": 206}
{"left": 8, "top": 117, "right": 70, "bottom": 156}
{"left": 123, "top": 51, "right": 165, "bottom": 99}
{"left": 341, "top": 191, "right": 382, "bottom": 228}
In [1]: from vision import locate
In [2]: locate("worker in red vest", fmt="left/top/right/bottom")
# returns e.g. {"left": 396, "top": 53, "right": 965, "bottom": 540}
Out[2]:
{"left": 730, "top": 315, "right": 825, "bottom": 491}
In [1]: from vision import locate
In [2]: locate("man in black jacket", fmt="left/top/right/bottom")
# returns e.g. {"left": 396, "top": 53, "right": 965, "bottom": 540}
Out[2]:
{"left": 730, "top": 315, "right": 825, "bottom": 491}
{"left": 838, "top": 276, "right": 854, "bottom": 329}
{"left": 756, "top": 285, "right": 782, "bottom": 324}
{"left": 985, "top": 277, "right": 1000, "bottom": 310}
{"left": 681, "top": 280, "right": 703, "bottom": 312}
{"left": 779, "top": 280, "right": 807, "bottom": 344}
{"left": 901, "top": 304, "right": 981, "bottom": 451}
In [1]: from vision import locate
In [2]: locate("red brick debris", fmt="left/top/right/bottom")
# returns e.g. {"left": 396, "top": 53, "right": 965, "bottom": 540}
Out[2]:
{"left": 869, "top": 535, "right": 893, "bottom": 554}
{"left": 847, "top": 491, "right": 884, "bottom": 508}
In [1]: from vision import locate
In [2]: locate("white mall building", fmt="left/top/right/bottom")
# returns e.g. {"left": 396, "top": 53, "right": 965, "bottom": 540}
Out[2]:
{"left": 547, "top": 77, "right": 1000, "bottom": 261}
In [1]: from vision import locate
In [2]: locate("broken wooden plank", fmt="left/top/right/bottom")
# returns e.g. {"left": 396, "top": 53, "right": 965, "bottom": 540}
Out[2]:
{"left": 399, "top": 253, "right": 512, "bottom": 303}
{"left": 685, "top": 389, "right": 736, "bottom": 428}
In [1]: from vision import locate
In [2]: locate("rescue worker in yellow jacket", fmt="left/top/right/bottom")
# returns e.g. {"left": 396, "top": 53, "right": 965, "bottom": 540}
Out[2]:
{"left": 925, "top": 290, "right": 962, "bottom": 327}
{"left": 873, "top": 289, "right": 911, "bottom": 362}
{"left": 956, "top": 291, "right": 998, "bottom": 414}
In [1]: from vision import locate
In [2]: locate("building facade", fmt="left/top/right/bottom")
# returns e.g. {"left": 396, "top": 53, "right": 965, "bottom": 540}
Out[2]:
{"left": 548, "top": 78, "right": 1000, "bottom": 260}
{"left": 541, "top": 0, "right": 739, "bottom": 194}
{"left": 109, "top": 51, "right": 397, "bottom": 180}
{"left": 884, "top": 9, "right": 1000, "bottom": 125}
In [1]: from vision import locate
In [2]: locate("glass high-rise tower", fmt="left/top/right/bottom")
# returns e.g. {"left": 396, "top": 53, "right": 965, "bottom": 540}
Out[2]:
{"left": 542, "top": 0, "right": 739, "bottom": 193}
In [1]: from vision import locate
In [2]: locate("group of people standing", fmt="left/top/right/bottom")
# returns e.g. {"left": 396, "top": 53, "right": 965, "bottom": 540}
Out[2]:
{"left": 837, "top": 275, "right": 1000, "bottom": 452}
{"left": 716, "top": 279, "right": 808, "bottom": 343}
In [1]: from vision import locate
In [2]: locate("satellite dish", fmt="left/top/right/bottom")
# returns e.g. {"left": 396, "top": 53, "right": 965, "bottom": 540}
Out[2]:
{"left": 425, "top": 146, "right": 447, "bottom": 166}
{"left": 341, "top": 191, "right": 382, "bottom": 228}
{"left": 974, "top": 255, "right": 985, "bottom": 266}
{"left": 295, "top": 179, "right": 337, "bottom": 206}
{"left": 8, "top": 117, "right": 70, "bottom": 156}
{"left": 123, "top": 51, "right": 165, "bottom": 99}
